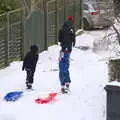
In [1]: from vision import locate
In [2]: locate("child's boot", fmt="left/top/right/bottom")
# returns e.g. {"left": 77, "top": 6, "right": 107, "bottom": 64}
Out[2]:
{"left": 66, "top": 82, "right": 70, "bottom": 90}
{"left": 26, "top": 83, "right": 32, "bottom": 89}
{"left": 61, "top": 87, "right": 68, "bottom": 94}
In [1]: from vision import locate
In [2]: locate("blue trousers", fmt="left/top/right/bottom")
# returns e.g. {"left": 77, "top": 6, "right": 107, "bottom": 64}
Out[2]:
{"left": 59, "top": 52, "right": 71, "bottom": 86}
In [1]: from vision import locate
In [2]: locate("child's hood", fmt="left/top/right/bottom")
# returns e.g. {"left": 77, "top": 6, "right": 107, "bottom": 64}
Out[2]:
{"left": 30, "top": 44, "right": 39, "bottom": 54}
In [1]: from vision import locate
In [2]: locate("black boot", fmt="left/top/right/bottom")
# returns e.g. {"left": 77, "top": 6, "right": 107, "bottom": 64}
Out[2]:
{"left": 26, "top": 83, "right": 32, "bottom": 89}
{"left": 61, "top": 88, "right": 68, "bottom": 94}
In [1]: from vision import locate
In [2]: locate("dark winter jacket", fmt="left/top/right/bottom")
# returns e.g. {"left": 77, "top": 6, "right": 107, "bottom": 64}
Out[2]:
{"left": 59, "top": 21, "right": 76, "bottom": 53}
{"left": 22, "top": 45, "right": 39, "bottom": 71}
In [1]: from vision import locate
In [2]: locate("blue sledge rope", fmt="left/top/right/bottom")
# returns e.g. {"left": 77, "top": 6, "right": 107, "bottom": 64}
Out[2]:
{"left": 4, "top": 91, "right": 23, "bottom": 101}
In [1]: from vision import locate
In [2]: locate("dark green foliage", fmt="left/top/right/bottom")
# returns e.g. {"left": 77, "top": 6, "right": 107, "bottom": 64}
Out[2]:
{"left": 0, "top": 0, "right": 21, "bottom": 14}
{"left": 108, "top": 59, "right": 120, "bottom": 82}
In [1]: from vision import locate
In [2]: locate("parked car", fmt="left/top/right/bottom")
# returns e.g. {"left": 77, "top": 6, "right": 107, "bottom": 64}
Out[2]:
{"left": 83, "top": 0, "right": 114, "bottom": 30}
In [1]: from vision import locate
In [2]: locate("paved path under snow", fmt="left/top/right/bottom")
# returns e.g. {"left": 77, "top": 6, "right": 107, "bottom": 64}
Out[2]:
{"left": 0, "top": 30, "right": 109, "bottom": 120}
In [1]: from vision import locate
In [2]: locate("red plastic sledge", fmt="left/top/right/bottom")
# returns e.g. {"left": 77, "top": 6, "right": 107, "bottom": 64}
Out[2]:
{"left": 35, "top": 92, "right": 57, "bottom": 104}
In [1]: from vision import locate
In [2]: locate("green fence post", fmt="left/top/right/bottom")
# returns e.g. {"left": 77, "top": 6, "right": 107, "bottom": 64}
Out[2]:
{"left": 21, "top": 14, "right": 24, "bottom": 61}
{"left": 5, "top": 12, "right": 9, "bottom": 66}
{"left": 20, "top": 9, "right": 24, "bottom": 60}
{"left": 73, "top": 1, "right": 76, "bottom": 25}
{"left": 80, "top": 0, "right": 83, "bottom": 29}
{"left": 44, "top": 0, "right": 48, "bottom": 50}
{"left": 55, "top": 0, "right": 59, "bottom": 43}
{"left": 64, "top": 0, "right": 66, "bottom": 21}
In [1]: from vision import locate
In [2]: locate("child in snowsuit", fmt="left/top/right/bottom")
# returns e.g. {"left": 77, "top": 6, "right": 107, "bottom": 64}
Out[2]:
{"left": 22, "top": 44, "right": 39, "bottom": 89}
{"left": 58, "top": 16, "right": 75, "bottom": 93}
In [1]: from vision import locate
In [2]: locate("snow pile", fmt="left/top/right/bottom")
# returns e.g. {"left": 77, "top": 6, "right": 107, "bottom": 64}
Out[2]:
{"left": 107, "top": 81, "right": 120, "bottom": 87}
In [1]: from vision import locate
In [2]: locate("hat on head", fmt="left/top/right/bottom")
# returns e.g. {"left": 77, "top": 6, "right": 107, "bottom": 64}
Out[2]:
{"left": 67, "top": 16, "right": 73, "bottom": 21}
{"left": 30, "top": 44, "right": 39, "bottom": 54}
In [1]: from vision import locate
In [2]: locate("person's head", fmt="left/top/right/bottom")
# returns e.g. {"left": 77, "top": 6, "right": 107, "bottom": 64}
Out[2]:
{"left": 62, "top": 16, "right": 73, "bottom": 29}
{"left": 67, "top": 16, "right": 73, "bottom": 27}
{"left": 67, "top": 16, "right": 73, "bottom": 21}
{"left": 30, "top": 44, "right": 39, "bottom": 54}
{"left": 63, "top": 21, "right": 70, "bottom": 29}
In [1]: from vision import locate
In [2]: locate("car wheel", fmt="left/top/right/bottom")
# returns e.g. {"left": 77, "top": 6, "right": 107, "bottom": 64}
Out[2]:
{"left": 83, "top": 18, "right": 90, "bottom": 30}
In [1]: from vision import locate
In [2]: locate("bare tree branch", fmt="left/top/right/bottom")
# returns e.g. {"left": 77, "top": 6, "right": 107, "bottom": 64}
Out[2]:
{"left": 20, "top": 0, "right": 42, "bottom": 18}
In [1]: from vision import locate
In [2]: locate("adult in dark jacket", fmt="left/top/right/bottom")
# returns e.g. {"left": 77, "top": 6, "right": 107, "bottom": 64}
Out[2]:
{"left": 59, "top": 16, "right": 76, "bottom": 52}
{"left": 22, "top": 44, "right": 39, "bottom": 89}
{"left": 58, "top": 16, "right": 76, "bottom": 93}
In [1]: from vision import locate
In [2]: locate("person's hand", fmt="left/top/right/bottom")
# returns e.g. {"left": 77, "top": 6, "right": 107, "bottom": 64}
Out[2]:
{"left": 73, "top": 42, "right": 75, "bottom": 47}
{"left": 22, "top": 66, "right": 24, "bottom": 71}
{"left": 58, "top": 42, "right": 60, "bottom": 45}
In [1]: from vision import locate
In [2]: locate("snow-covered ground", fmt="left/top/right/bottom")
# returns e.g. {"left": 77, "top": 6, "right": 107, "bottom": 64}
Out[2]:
{"left": 0, "top": 29, "right": 110, "bottom": 120}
